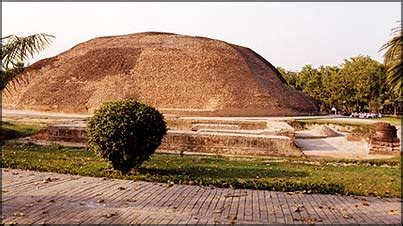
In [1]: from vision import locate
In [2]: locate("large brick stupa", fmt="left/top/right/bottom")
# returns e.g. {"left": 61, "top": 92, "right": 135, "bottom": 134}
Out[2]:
{"left": 3, "top": 32, "right": 318, "bottom": 116}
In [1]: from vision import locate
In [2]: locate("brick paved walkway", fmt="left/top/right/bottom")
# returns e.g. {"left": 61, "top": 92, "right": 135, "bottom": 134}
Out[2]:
{"left": 1, "top": 168, "right": 401, "bottom": 224}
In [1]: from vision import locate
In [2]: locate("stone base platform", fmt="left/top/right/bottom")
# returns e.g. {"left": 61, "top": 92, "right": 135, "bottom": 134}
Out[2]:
{"left": 23, "top": 117, "right": 302, "bottom": 157}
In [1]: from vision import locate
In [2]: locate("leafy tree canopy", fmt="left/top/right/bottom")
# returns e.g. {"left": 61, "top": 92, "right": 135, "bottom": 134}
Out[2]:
{"left": 278, "top": 56, "right": 395, "bottom": 114}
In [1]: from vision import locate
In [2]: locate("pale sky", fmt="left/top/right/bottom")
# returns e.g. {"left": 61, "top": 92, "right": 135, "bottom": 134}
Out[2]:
{"left": 2, "top": 2, "right": 401, "bottom": 71}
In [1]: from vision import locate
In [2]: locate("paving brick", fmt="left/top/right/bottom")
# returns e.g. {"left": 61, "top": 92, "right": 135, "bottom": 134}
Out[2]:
{"left": 1, "top": 168, "right": 401, "bottom": 225}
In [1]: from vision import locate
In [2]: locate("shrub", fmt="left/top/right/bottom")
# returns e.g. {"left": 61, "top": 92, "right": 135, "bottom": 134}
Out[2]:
{"left": 86, "top": 100, "right": 167, "bottom": 173}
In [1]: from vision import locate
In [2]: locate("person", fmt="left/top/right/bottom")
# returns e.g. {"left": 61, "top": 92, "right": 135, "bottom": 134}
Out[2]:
{"left": 331, "top": 107, "right": 337, "bottom": 115}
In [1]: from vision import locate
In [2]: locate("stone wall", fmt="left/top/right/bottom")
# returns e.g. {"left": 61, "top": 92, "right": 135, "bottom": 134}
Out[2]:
{"left": 165, "top": 117, "right": 268, "bottom": 131}
{"left": 30, "top": 120, "right": 302, "bottom": 157}
{"left": 159, "top": 131, "right": 302, "bottom": 157}
{"left": 33, "top": 124, "right": 88, "bottom": 143}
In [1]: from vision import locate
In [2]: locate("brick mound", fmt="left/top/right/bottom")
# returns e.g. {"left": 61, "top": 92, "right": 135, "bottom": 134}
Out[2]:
{"left": 296, "top": 125, "right": 340, "bottom": 139}
{"left": 369, "top": 123, "right": 399, "bottom": 141}
{"left": 312, "top": 125, "right": 340, "bottom": 137}
{"left": 3, "top": 32, "right": 318, "bottom": 116}
{"left": 368, "top": 123, "right": 400, "bottom": 155}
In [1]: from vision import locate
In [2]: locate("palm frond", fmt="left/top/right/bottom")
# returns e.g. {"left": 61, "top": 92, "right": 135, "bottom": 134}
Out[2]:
{"left": 1, "top": 33, "right": 54, "bottom": 91}
{"left": 380, "top": 22, "right": 402, "bottom": 93}
{"left": 1, "top": 33, "right": 55, "bottom": 70}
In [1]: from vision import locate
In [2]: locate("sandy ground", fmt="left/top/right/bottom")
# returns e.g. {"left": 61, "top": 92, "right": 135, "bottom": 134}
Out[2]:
{"left": 295, "top": 123, "right": 400, "bottom": 159}
{"left": 296, "top": 136, "right": 396, "bottom": 159}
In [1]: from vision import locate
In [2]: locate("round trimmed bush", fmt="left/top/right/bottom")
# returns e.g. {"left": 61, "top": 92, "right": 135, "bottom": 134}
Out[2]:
{"left": 86, "top": 100, "right": 167, "bottom": 173}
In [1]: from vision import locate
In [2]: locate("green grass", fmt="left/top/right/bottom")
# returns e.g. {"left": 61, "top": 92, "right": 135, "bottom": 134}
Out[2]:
{"left": 1, "top": 120, "right": 400, "bottom": 197}
{"left": 2, "top": 143, "right": 401, "bottom": 198}
{"left": 296, "top": 116, "right": 401, "bottom": 136}
{"left": 297, "top": 116, "right": 401, "bottom": 127}
{"left": 368, "top": 116, "right": 401, "bottom": 126}
{"left": 0, "top": 121, "right": 44, "bottom": 142}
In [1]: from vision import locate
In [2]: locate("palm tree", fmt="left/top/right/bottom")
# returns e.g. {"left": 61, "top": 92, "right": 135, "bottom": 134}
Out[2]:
{"left": 380, "top": 23, "right": 401, "bottom": 94}
{"left": 1, "top": 33, "right": 54, "bottom": 90}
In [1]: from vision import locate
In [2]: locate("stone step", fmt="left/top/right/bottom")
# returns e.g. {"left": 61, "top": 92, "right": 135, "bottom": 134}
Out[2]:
{"left": 197, "top": 128, "right": 267, "bottom": 135}
{"left": 191, "top": 123, "right": 241, "bottom": 131}
{"left": 166, "top": 118, "right": 268, "bottom": 130}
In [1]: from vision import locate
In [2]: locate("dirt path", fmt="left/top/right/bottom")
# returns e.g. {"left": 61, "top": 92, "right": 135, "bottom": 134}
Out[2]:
{"left": 1, "top": 109, "right": 337, "bottom": 122}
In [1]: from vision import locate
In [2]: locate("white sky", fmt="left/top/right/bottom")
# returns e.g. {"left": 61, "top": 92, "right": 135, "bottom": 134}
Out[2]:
{"left": 2, "top": 2, "right": 401, "bottom": 71}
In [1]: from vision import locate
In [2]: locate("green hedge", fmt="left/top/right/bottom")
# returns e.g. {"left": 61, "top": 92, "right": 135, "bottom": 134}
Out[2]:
{"left": 87, "top": 100, "right": 167, "bottom": 172}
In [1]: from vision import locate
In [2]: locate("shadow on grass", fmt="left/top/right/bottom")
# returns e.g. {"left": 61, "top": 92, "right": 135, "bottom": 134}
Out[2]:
{"left": 0, "top": 121, "right": 42, "bottom": 142}
{"left": 138, "top": 166, "right": 309, "bottom": 179}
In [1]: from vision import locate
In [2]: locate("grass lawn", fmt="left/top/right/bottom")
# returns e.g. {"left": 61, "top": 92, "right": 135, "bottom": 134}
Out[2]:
{"left": 1, "top": 121, "right": 44, "bottom": 142}
{"left": 2, "top": 143, "right": 401, "bottom": 198}
{"left": 368, "top": 116, "right": 402, "bottom": 126}
{"left": 297, "top": 116, "right": 401, "bottom": 127}
{"left": 1, "top": 120, "right": 401, "bottom": 197}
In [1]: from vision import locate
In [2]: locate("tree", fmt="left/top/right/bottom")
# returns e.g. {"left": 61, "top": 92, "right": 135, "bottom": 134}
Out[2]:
{"left": 1, "top": 33, "right": 54, "bottom": 90}
{"left": 335, "top": 56, "right": 386, "bottom": 112}
{"left": 380, "top": 23, "right": 401, "bottom": 94}
{"left": 281, "top": 57, "right": 387, "bottom": 113}
{"left": 284, "top": 71, "right": 299, "bottom": 88}
{"left": 295, "top": 65, "right": 329, "bottom": 110}
{"left": 277, "top": 66, "right": 299, "bottom": 88}
{"left": 276, "top": 66, "right": 287, "bottom": 77}
{"left": 318, "top": 65, "right": 339, "bottom": 110}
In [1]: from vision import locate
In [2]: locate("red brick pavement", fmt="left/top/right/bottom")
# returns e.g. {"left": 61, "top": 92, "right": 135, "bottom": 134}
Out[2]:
{"left": 1, "top": 168, "right": 401, "bottom": 224}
